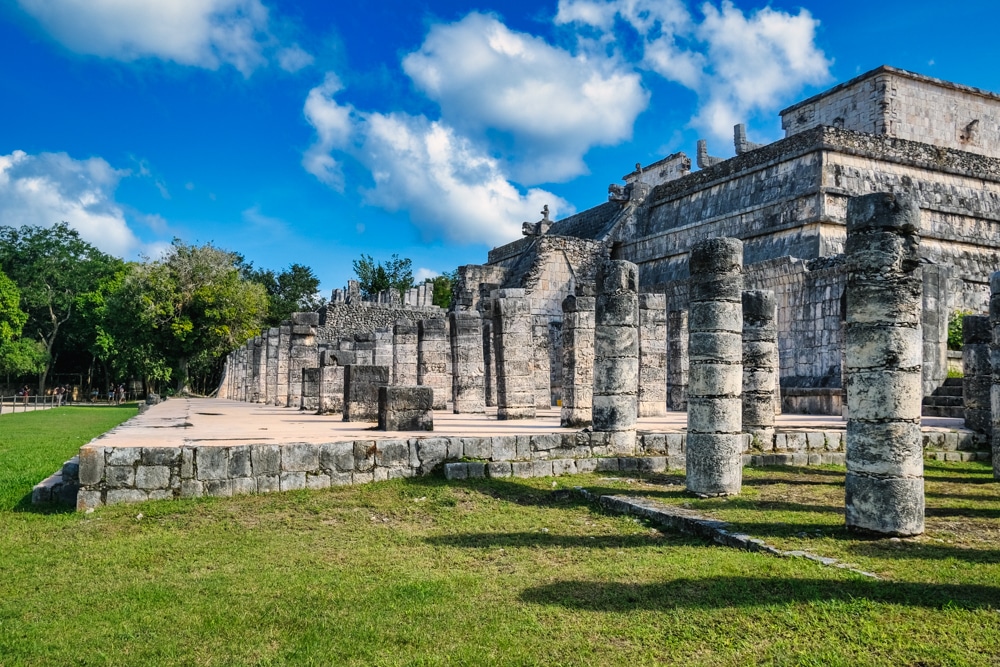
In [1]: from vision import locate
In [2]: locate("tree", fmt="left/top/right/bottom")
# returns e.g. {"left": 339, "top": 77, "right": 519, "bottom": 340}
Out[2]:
{"left": 246, "top": 263, "right": 325, "bottom": 327}
{"left": 119, "top": 240, "right": 268, "bottom": 394}
{"left": 352, "top": 254, "right": 413, "bottom": 300}
{"left": 0, "top": 268, "right": 47, "bottom": 377}
{"left": 427, "top": 270, "right": 459, "bottom": 309}
{"left": 0, "top": 223, "right": 121, "bottom": 392}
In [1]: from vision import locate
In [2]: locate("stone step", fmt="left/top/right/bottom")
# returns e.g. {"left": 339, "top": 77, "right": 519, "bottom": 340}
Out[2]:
{"left": 928, "top": 386, "right": 963, "bottom": 398}
{"left": 922, "top": 395, "right": 963, "bottom": 407}
{"left": 942, "top": 377, "right": 964, "bottom": 387}
{"left": 921, "top": 405, "right": 965, "bottom": 418}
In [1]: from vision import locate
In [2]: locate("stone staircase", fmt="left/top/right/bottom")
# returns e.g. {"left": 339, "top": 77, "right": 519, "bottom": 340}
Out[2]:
{"left": 922, "top": 377, "right": 964, "bottom": 418}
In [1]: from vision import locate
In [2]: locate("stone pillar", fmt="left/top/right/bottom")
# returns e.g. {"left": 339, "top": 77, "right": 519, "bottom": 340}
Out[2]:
{"left": 532, "top": 317, "right": 552, "bottom": 409}
{"left": 274, "top": 322, "right": 291, "bottom": 407}
{"left": 318, "top": 350, "right": 347, "bottom": 415}
{"left": 593, "top": 260, "right": 639, "bottom": 454}
{"left": 638, "top": 293, "right": 667, "bottom": 417}
{"left": 742, "top": 289, "right": 778, "bottom": 442}
{"left": 666, "top": 309, "right": 689, "bottom": 411}
{"left": 922, "top": 264, "right": 951, "bottom": 397}
{"left": 393, "top": 320, "right": 418, "bottom": 386}
{"left": 354, "top": 332, "right": 375, "bottom": 365}
{"left": 253, "top": 336, "right": 267, "bottom": 403}
{"left": 482, "top": 318, "right": 496, "bottom": 407}
{"left": 963, "top": 315, "right": 992, "bottom": 436}
{"left": 265, "top": 326, "right": 279, "bottom": 405}
{"left": 686, "top": 237, "right": 744, "bottom": 497}
{"left": 990, "top": 272, "right": 1000, "bottom": 479}
{"left": 844, "top": 192, "right": 924, "bottom": 536}
{"left": 492, "top": 289, "right": 536, "bottom": 419}
{"left": 374, "top": 328, "right": 394, "bottom": 383}
{"left": 417, "top": 319, "right": 450, "bottom": 410}
{"left": 235, "top": 347, "right": 245, "bottom": 401}
{"left": 287, "top": 313, "right": 319, "bottom": 409}
{"left": 301, "top": 367, "right": 321, "bottom": 412}
{"left": 343, "top": 365, "right": 390, "bottom": 422}
{"left": 560, "top": 293, "right": 595, "bottom": 427}
{"left": 449, "top": 311, "right": 485, "bottom": 413}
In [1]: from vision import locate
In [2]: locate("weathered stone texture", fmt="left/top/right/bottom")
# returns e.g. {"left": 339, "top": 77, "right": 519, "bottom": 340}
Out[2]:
{"left": 449, "top": 311, "right": 485, "bottom": 413}
{"left": 274, "top": 322, "right": 291, "bottom": 407}
{"left": 492, "top": 289, "right": 536, "bottom": 419}
{"left": 686, "top": 237, "right": 744, "bottom": 497}
{"left": 592, "top": 260, "right": 639, "bottom": 454}
{"left": 392, "top": 320, "right": 418, "bottom": 387}
{"left": 991, "top": 272, "right": 1000, "bottom": 479}
{"left": 417, "top": 319, "right": 451, "bottom": 410}
{"left": 666, "top": 309, "right": 688, "bottom": 410}
{"left": 300, "top": 367, "right": 321, "bottom": 412}
{"left": 560, "top": 294, "right": 595, "bottom": 427}
{"left": 343, "top": 365, "right": 390, "bottom": 422}
{"left": 378, "top": 386, "right": 434, "bottom": 431}
{"left": 844, "top": 192, "right": 924, "bottom": 536}
{"left": 317, "top": 351, "right": 345, "bottom": 415}
{"left": 963, "top": 315, "right": 991, "bottom": 436}
{"left": 742, "top": 289, "right": 778, "bottom": 441}
{"left": 638, "top": 293, "right": 667, "bottom": 417}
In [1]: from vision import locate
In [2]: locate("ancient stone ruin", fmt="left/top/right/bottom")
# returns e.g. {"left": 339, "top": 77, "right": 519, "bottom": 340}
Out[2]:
{"left": 52, "top": 66, "right": 999, "bottom": 533}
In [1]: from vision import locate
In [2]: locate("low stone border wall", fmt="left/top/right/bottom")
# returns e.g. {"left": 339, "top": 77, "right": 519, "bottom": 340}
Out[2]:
{"left": 35, "top": 424, "right": 988, "bottom": 511}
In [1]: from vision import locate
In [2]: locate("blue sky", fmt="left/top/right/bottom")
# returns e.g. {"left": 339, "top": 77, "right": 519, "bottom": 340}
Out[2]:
{"left": 1, "top": 0, "right": 998, "bottom": 294}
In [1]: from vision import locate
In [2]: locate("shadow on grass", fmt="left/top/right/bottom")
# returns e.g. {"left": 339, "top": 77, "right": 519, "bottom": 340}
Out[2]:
{"left": 8, "top": 491, "right": 75, "bottom": 515}
{"left": 519, "top": 576, "right": 1000, "bottom": 611}
{"left": 926, "top": 506, "right": 1000, "bottom": 519}
{"left": 425, "top": 532, "right": 679, "bottom": 550}
{"left": 847, "top": 542, "right": 1000, "bottom": 564}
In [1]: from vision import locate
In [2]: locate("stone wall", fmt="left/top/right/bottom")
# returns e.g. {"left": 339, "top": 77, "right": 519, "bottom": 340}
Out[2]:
{"left": 317, "top": 302, "right": 444, "bottom": 342}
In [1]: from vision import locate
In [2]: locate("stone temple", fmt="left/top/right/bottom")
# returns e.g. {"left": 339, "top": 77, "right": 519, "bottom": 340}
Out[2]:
{"left": 53, "top": 66, "right": 1000, "bottom": 536}
{"left": 455, "top": 65, "right": 1000, "bottom": 415}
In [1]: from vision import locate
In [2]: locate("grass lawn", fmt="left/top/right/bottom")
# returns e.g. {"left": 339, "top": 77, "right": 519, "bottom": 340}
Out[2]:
{"left": 0, "top": 410, "right": 998, "bottom": 666}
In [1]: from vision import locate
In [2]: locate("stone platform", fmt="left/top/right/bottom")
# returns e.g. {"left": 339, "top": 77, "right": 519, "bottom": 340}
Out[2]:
{"left": 36, "top": 399, "right": 987, "bottom": 511}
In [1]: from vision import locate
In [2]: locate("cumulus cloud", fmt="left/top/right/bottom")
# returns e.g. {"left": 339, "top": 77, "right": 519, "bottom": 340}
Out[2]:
{"left": 402, "top": 12, "right": 648, "bottom": 183}
{"left": 16, "top": 0, "right": 311, "bottom": 75}
{"left": 414, "top": 267, "right": 440, "bottom": 283}
{"left": 0, "top": 150, "right": 144, "bottom": 256}
{"left": 302, "top": 77, "right": 571, "bottom": 246}
{"left": 556, "top": 0, "right": 831, "bottom": 142}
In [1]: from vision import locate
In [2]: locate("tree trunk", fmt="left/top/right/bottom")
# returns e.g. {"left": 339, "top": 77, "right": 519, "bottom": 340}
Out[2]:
{"left": 176, "top": 356, "right": 191, "bottom": 394}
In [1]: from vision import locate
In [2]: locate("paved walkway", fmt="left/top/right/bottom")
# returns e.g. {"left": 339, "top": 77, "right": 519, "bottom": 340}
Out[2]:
{"left": 94, "top": 398, "right": 968, "bottom": 449}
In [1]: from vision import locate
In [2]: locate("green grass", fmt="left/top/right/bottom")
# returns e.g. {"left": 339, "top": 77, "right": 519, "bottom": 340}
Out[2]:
{"left": 1, "top": 412, "right": 999, "bottom": 666}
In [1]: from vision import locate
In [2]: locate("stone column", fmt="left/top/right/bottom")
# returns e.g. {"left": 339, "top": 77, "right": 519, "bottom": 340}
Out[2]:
{"left": 393, "top": 320, "right": 418, "bottom": 386}
{"left": 287, "top": 313, "right": 319, "bottom": 409}
{"left": 844, "top": 192, "right": 924, "bottom": 536}
{"left": 417, "top": 319, "right": 450, "bottom": 410}
{"left": 686, "top": 237, "right": 744, "bottom": 497}
{"left": 449, "top": 311, "right": 486, "bottom": 413}
{"left": 560, "top": 293, "right": 595, "bottom": 427}
{"left": 343, "top": 365, "right": 390, "bottom": 422}
{"left": 482, "top": 318, "right": 496, "bottom": 407}
{"left": 318, "top": 350, "right": 347, "bottom": 415}
{"left": 593, "top": 260, "right": 639, "bottom": 455}
{"left": 374, "top": 328, "right": 394, "bottom": 383}
{"left": 274, "top": 322, "right": 291, "bottom": 407}
{"left": 354, "top": 332, "right": 375, "bottom": 365}
{"left": 742, "top": 289, "right": 778, "bottom": 442}
{"left": 492, "top": 289, "right": 536, "bottom": 419}
{"left": 990, "top": 272, "right": 1000, "bottom": 479}
{"left": 638, "top": 293, "right": 667, "bottom": 417}
{"left": 235, "top": 347, "right": 245, "bottom": 401}
{"left": 265, "top": 326, "right": 279, "bottom": 405}
{"left": 666, "top": 309, "right": 689, "bottom": 411}
{"left": 253, "top": 336, "right": 267, "bottom": 403}
{"left": 301, "top": 367, "right": 321, "bottom": 412}
{"left": 963, "top": 315, "right": 992, "bottom": 436}
{"left": 532, "top": 317, "right": 552, "bottom": 409}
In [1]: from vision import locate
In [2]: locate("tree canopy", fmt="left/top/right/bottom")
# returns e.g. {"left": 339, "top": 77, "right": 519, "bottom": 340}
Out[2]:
{"left": 352, "top": 253, "right": 413, "bottom": 300}
{"left": 245, "top": 262, "right": 325, "bottom": 327}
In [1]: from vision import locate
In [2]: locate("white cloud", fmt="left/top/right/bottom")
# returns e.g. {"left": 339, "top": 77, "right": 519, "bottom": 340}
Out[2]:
{"left": 16, "top": 0, "right": 311, "bottom": 75}
{"left": 556, "top": 0, "right": 831, "bottom": 143}
{"left": 302, "top": 77, "right": 572, "bottom": 246}
{"left": 402, "top": 12, "right": 648, "bottom": 183}
{"left": 0, "top": 150, "right": 144, "bottom": 256}
{"left": 242, "top": 205, "right": 288, "bottom": 234}
{"left": 414, "top": 267, "right": 440, "bottom": 283}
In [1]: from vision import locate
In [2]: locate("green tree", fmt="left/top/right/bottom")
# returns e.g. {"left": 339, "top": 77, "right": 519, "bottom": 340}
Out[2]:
{"left": 352, "top": 254, "right": 413, "bottom": 300}
{"left": 120, "top": 240, "right": 268, "bottom": 394}
{"left": 0, "top": 268, "right": 47, "bottom": 377}
{"left": 0, "top": 223, "right": 121, "bottom": 392}
{"left": 427, "top": 270, "right": 459, "bottom": 309}
{"left": 246, "top": 263, "right": 325, "bottom": 326}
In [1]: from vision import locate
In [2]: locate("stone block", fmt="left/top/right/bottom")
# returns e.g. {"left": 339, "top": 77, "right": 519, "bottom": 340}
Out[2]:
{"left": 282, "top": 443, "right": 319, "bottom": 472}
{"left": 251, "top": 445, "right": 281, "bottom": 475}
{"left": 378, "top": 386, "right": 434, "bottom": 431}
{"left": 279, "top": 472, "right": 306, "bottom": 491}
{"left": 196, "top": 447, "right": 228, "bottom": 480}
{"left": 551, "top": 459, "right": 577, "bottom": 476}
{"left": 76, "top": 490, "right": 103, "bottom": 511}
{"left": 467, "top": 462, "right": 486, "bottom": 478}
{"left": 180, "top": 480, "right": 204, "bottom": 498}
{"left": 491, "top": 435, "right": 517, "bottom": 460}
{"left": 232, "top": 477, "right": 257, "bottom": 495}
{"left": 416, "top": 438, "right": 449, "bottom": 473}
{"left": 320, "top": 442, "right": 355, "bottom": 472}
{"left": 140, "top": 447, "right": 181, "bottom": 466}
{"left": 78, "top": 447, "right": 105, "bottom": 486}
{"left": 463, "top": 437, "right": 491, "bottom": 460}
{"left": 107, "top": 448, "right": 140, "bottom": 467}
{"left": 353, "top": 441, "right": 376, "bottom": 472}
{"left": 106, "top": 466, "right": 135, "bottom": 487}
{"left": 135, "top": 466, "right": 171, "bottom": 490}
{"left": 106, "top": 489, "right": 148, "bottom": 505}
{"left": 306, "top": 473, "right": 331, "bottom": 490}
{"left": 486, "top": 461, "right": 513, "bottom": 477}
